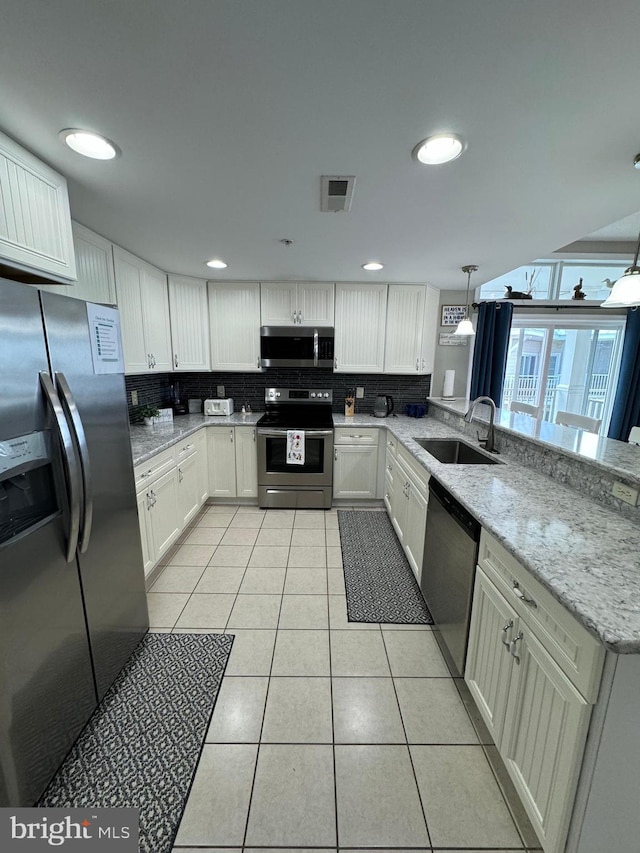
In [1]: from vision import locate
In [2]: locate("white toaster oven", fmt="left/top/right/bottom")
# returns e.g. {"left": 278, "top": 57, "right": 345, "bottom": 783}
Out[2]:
{"left": 204, "top": 398, "right": 234, "bottom": 416}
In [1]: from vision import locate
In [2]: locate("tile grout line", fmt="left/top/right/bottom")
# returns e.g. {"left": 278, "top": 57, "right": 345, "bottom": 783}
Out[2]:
{"left": 240, "top": 507, "right": 290, "bottom": 850}
{"left": 379, "top": 628, "right": 433, "bottom": 850}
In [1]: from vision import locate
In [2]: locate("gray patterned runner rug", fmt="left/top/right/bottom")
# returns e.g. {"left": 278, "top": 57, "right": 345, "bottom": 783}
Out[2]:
{"left": 38, "top": 632, "right": 233, "bottom": 853}
{"left": 337, "top": 510, "right": 433, "bottom": 623}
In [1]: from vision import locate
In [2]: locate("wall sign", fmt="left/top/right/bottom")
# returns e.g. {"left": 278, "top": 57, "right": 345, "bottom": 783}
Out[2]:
{"left": 441, "top": 305, "right": 467, "bottom": 326}
{"left": 439, "top": 332, "right": 468, "bottom": 346}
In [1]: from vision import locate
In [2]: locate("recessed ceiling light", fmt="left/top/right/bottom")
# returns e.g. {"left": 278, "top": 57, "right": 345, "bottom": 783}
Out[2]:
{"left": 59, "top": 128, "right": 120, "bottom": 160}
{"left": 206, "top": 258, "right": 228, "bottom": 269}
{"left": 412, "top": 133, "right": 465, "bottom": 165}
{"left": 362, "top": 261, "right": 384, "bottom": 271}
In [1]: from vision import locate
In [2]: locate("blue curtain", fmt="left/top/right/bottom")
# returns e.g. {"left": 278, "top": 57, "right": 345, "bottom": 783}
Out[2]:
{"left": 469, "top": 301, "right": 514, "bottom": 407}
{"left": 608, "top": 308, "right": 640, "bottom": 441}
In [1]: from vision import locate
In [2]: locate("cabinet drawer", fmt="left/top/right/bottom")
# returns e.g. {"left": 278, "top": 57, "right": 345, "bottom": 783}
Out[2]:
{"left": 479, "top": 530, "right": 604, "bottom": 702}
{"left": 134, "top": 447, "right": 176, "bottom": 490}
{"left": 176, "top": 436, "right": 199, "bottom": 462}
{"left": 334, "top": 428, "right": 380, "bottom": 446}
{"left": 396, "top": 444, "right": 429, "bottom": 496}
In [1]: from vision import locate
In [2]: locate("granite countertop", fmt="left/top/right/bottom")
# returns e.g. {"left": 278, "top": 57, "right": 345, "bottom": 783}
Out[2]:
{"left": 130, "top": 409, "right": 640, "bottom": 653}
{"left": 130, "top": 413, "right": 261, "bottom": 465}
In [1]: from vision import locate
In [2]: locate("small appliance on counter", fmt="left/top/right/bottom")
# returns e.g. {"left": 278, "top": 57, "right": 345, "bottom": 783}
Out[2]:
{"left": 373, "top": 394, "right": 394, "bottom": 418}
{"left": 169, "top": 382, "right": 188, "bottom": 415}
{"left": 205, "top": 398, "right": 234, "bottom": 416}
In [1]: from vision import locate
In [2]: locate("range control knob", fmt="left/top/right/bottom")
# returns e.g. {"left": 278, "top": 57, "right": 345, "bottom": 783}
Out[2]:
{"left": 276, "top": 391, "right": 281, "bottom": 397}
{"left": 323, "top": 392, "right": 330, "bottom": 398}
{"left": 310, "top": 392, "right": 316, "bottom": 398}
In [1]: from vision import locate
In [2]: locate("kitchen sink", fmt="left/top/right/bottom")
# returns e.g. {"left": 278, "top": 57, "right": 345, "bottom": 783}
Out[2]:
{"left": 413, "top": 438, "right": 502, "bottom": 465}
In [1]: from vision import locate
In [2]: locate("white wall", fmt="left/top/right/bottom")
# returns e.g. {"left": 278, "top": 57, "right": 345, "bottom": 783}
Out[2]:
{"left": 431, "top": 288, "right": 473, "bottom": 399}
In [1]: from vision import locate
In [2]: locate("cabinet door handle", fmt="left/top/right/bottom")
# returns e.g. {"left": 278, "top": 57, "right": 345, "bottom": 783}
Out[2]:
{"left": 421, "top": 358, "right": 426, "bottom": 371}
{"left": 178, "top": 468, "right": 183, "bottom": 482}
{"left": 334, "top": 356, "right": 338, "bottom": 369}
{"left": 501, "top": 619, "right": 514, "bottom": 648}
{"left": 386, "top": 464, "right": 392, "bottom": 472}
{"left": 174, "top": 354, "right": 179, "bottom": 368}
{"left": 512, "top": 582, "right": 537, "bottom": 608}
{"left": 510, "top": 632, "right": 523, "bottom": 664}
{"left": 298, "top": 310, "right": 303, "bottom": 323}
{"left": 253, "top": 429, "right": 256, "bottom": 442}
{"left": 257, "top": 357, "right": 261, "bottom": 369}
{"left": 230, "top": 429, "right": 234, "bottom": 443}
{"left": 292, "top": 310, "right": 297, "bottom": 323}
{"left": 146, "top": 492, "right": 153, "bottom": 510}
{"left": 334, "top": 448, "right": 338, "bottom": 461}
{"left": 147, "top": 354, "right": 152, "bottom": 369}
{"left": 416, "top": 358, "right": 419, "bottom": 371}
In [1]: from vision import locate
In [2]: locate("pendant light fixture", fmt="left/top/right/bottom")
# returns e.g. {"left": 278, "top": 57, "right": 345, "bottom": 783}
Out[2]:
{"left": 601, "top": 228, "right": 640, "bottom": 307}
{"left": 453, "top": 264, "right": 478, "bottom": 335}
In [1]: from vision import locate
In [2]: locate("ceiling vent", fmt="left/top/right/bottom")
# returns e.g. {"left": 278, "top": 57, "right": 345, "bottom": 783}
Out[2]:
{"left": 320, "top": 175, "right": 356, "bottom": 212}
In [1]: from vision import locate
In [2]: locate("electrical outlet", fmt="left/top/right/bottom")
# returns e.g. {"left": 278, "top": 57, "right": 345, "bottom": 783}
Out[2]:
{"left": 612, "top": 481, "right": 639, "bottom": 506}
{"left": 131, "top": 390, "right": 138, "bottom": 406}
{"left": 356, "top": 386, "right": 365, "bottom": 399}
{"left": 217, "top": 385, "right": 225, "bottom": 397}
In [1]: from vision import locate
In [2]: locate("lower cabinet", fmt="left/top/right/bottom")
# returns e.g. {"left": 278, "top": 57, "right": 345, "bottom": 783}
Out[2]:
{"left": 135, "top": 464, "right": 181, "bottom": 577}
{"left": 387, "top": 443, "right": 429, "bottom": 580}
{"left": 465, "top": 531, "right": 604, "bottom": 853}
{"left": 134, "top": 428, "right": 209, "bottom": 576}
{"left": 235, "top": 426, "right": 258, "bottom": 498}
{"left": 333, "top": 428, "right": 380, "bottom": 499}
{"left": 207, "top": 426, "right": 258, "bottom": 499}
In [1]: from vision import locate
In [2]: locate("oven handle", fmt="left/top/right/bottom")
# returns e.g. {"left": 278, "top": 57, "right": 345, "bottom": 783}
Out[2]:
{"left": 313, "top": 328, "right": 319, "bottom": 366}
{"left": 257, "top": 429, "right": 334, "bottom": 437}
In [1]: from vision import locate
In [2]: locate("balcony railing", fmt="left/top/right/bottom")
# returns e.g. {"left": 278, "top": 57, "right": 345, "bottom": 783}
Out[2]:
{"left": 503, "top": 373, "right": 610, "bottom": 425}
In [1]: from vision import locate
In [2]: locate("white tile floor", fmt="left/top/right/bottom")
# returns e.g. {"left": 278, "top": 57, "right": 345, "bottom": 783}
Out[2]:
{"left": 147, "top": 505, "right": 540, "bottom": 852}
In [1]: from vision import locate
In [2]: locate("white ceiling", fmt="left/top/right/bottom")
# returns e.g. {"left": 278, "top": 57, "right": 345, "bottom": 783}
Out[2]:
{"left": 2, "top": 0, "right": 640, "bottom": 289}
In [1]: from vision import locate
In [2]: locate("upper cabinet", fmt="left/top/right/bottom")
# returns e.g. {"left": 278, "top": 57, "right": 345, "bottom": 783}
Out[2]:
{"left": 384, "top": 284, "right": 439, "bottom": 374}
{"left": 334, "top": 283, "right": 387, "bottom": 373}
{"left": 38, "top": 222, "right": 117, "bottom": 303}
{"left": 168, "top": 275, "right": 210, "bottom": 371}
{"left": 209, "top": 281, "right": 262, "bottom": 371}
{"left": 113, "top": 246, "right": 172, "bottom": 374}
{"left": 0, "top": 130, "right": 76, "bottom": 282}
{"left": 261, "top": 281, "right": 334, "bottom": 326}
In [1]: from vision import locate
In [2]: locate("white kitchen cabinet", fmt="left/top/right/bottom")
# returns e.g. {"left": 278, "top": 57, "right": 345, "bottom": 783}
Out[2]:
{"left": 208, "top": 281, "right": 262, "bottom": 371}
{"left": 387, "top": 444, "right": 429, "bottom": 581}
{"left": 177, "top": 449, "right": 200, "bottom": 527}
{"left": 191, "top": 428, "right": 209, "bottom": 505}
{"left": 0, "top": 129, "right": 76, "bottom": 282}
{"left": 333, "top": 428, "right": 379, "bottom": 499}
{"left": 235, "top": 426, "right": 258, "bottom": 498}
{"left": 207, "top": 427, "right": 237, "bottom": 497}
{"left": 334, "top": 283, "right": 387, "bottom": 372}
{"left": 136, "top": 489, "right": 154, "bottom": 576}
{"left": 261, "top": 281, "right": 334, "bottom": 326}
{"left": 465, "top": 531, "right": 605, "bottom": 853}
{"left": 168, "top": 275, "right": 210, "bottom": 371}
{"left": 38, "top": 222, "right": 117, "bottom": 303}
{"left": 147, "top": 467, "right": 181, "bottom": 561}
{"left": 113, "top": 246, "right": 172, "bottom": 373}
{"left": 384, "top": 284, "right": 438, "bottom": 374}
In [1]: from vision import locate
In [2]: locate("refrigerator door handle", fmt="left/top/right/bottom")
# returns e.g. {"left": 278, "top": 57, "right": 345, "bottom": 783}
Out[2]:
{"left": 39, "top": 371, "right": 82, "bottom": 562}
{"left": 55, "top": 372, "right": 93, "bottom": 554}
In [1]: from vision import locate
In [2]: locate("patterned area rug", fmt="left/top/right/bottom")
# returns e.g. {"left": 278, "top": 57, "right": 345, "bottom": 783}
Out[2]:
{"left": 338, "top": 510, "right": 433, "bottom": 624}
{"left": 38, "top": 632, "right": 233, "bottom": 853}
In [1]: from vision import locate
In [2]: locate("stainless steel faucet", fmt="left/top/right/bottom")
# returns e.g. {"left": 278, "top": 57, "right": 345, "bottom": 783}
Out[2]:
{"left": 464, "top": 396, "right": 499, "bottom": 453}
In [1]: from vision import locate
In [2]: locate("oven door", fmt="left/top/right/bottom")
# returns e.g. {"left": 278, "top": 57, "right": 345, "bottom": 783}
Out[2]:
{"left": 257, "top": 428, "right": 333, "bottom": 486}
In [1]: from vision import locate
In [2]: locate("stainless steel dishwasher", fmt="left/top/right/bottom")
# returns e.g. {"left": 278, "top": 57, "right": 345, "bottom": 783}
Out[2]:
{"left": 420, "top": 477, "right": 481, "bottom": 677}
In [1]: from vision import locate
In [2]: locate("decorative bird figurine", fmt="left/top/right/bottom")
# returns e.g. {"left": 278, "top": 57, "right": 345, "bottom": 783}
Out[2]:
{"left": 572, "top": 279, "right": 586, "bottom": 300}
{"left": 603, "top": 278, "right": 616, "bottom": 289}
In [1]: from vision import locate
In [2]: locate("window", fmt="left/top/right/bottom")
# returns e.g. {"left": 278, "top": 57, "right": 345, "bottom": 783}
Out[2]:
{"left": 478, "top": 259, "right": 628, "bottom": 302}
{"left": 502, "top": 315, "right": 625, "bottom": 434}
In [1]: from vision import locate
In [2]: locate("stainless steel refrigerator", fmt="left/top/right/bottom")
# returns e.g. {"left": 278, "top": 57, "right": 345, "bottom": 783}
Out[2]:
{"left": 0, "top": 277, "right": 149, "bottom": 807}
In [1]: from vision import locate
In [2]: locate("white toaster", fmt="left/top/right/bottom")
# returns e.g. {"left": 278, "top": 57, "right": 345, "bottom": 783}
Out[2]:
{"left": 204, "top": 398, "right": 234, "bottom": 416}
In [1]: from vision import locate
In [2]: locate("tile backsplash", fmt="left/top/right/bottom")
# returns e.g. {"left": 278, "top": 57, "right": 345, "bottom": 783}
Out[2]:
{"left": 125, "top": 369, "right": 431, "bottom": 421}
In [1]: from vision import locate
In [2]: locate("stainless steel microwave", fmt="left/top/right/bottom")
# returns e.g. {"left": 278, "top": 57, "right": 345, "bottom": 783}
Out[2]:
{"left": 260, "top": 326, "right": 334, "bottom": 368}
